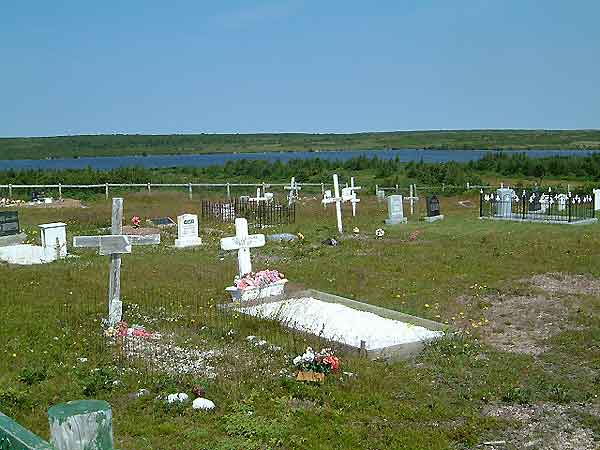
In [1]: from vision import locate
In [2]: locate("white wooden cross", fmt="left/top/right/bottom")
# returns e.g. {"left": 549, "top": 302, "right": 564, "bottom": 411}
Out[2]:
{"left": 220, "top": 217, "right": 266, "bottom": 277}
{"left": 406, "top": 184, "right": 419, "bottom": 215}
{"left": 73, "top": 198, "right": 160, "bottom": 326}
{"left": 249, "top": 187, "right": 273, "bottom": 203}
{"left": 322, "top": 174, "right": 344, "bottom": 234}
{"left": 284, "top": 177, "right": 301, "bottom": 206}
{"left": 342, "top": 176, "right": 361, "bottom": 217}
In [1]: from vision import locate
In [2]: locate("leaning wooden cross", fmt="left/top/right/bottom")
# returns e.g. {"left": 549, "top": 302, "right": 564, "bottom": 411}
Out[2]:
{"left": 73, "top": 198, "right": 160, "bottom": 326}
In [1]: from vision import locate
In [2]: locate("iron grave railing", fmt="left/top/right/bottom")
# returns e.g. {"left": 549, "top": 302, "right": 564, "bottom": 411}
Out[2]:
{"left": 201, "top": 198, "right": 296, "bottom": 227}
{"left": 479, "top": 188, "right": 595, "bottom": 223}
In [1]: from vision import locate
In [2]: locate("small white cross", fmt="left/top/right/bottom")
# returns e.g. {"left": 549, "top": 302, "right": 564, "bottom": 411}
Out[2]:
{"left": 322, "top": 174, "right": 344, "bottom": 234}
{"left": 284, "top": 177, "right": 301, "bottom": 206}
{"left": 220, "top": 218, "right": 266, "bottom": 277}
{"left": 405, "top": 184, "right": 419, "bottom": 215}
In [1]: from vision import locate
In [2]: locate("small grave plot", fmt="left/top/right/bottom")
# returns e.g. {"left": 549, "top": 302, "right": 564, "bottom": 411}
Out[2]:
{"left": 236, "top": 290, "right": 444, "bottom": 359}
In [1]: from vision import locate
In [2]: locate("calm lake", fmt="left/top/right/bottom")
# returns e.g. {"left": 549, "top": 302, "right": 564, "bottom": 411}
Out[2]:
{"left": 0, "top": 149, "right": 597, "bottom": 171}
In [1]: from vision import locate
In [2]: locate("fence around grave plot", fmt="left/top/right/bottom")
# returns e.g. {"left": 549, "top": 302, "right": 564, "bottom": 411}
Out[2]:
{"left": 479, "top": 188, "right": 595, "bottom": 223}
{"left": 201, "top": 198, "right": 296, "bottom": 227}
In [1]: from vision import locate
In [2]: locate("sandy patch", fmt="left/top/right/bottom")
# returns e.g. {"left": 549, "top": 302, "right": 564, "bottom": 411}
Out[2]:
{"left": 529, "top": 272, "right": 600, "bottom": 297}
{"left": 481, "top": 403, "right": 598, "bottom": 450}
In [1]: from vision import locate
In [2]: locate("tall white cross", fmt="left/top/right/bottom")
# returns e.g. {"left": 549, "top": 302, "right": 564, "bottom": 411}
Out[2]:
{"left": 220, "top": 218, "right": 266, "bottom": 277}
{"left": 322, "top": 174, "right": 344, "bottom": 234}
{"left": 406, "top": 184, "right": 419, "bottom": 215}
{"left": 284, "top": 177, "right": 301, "bottom": 206}
{"left": 73, "top": 198, "right": 160, "bottom": 326}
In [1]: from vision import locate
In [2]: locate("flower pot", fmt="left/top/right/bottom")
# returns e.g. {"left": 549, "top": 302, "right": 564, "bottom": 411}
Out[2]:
{"left": 225, "top": 279, "right": 287, "bottom": 302}
{"left": 296, "top": 371, "right": 325, "bottom": 383}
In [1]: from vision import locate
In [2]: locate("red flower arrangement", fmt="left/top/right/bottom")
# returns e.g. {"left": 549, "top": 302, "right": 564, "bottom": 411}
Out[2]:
{"left": 131, "top": 216, "right": 141, "bottom": 228}
{"left": 293, "top": 347, "right": 340, "bottom": 375}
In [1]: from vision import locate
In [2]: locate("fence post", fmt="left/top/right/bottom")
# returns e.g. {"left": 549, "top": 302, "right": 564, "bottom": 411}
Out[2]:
{"left": 375, "top": 184, "right": 378, "bottom": 195}
{"left": 188, "top": 183, "right": 193, "bottom": 200}
{"left": 147, "top": 182, "right": 151, "bottom": 193}
{"left": 321, "top": 183, "right": 325, "bottom": 194}
{"left": 58, "top": 183, "right": 63, "bottom": 201}
{"left": 568, "top": 193, "right": 572, "bottom": 223}
{"left": 479, "top": 189, "right": 483, "bottom": 217}
{"left": 226, "top": 183, "right": 231, "bottom": 199}
{"left": 522, "top": 191, "right": 526, "bottom": 220}
{"left": 105, "top": 183, "right": 109, "bottom": 200}
{"left": 8, "top": 183, "right": 12, "bottom": 199}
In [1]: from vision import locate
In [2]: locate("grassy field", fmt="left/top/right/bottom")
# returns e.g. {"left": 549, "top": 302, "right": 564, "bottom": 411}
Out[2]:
{"left": 1, "top": 130, "right": 600, "bottom": 160}
{"left": 1, "top": 190, "right": 599, "bottom": 449}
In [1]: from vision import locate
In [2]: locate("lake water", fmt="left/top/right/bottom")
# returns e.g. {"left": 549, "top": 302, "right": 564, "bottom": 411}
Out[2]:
{"left": 0, "top": 149, "right": 597, "bottom": 171}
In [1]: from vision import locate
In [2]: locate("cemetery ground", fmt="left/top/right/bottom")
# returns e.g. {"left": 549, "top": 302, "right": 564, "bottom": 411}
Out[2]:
{"left": 1, "top": 191, "right": 599, "bottom": 450}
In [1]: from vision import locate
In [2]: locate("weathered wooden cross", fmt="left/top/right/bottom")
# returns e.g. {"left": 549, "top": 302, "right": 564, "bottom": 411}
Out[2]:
{"left": 342, "top": 176, "right": 361, "bottom": 217}
{"left": 73, "top": 198, "right": 160, "bottom": 326}
{"left": 406, "top": 184, "right": 419, "bottom": 215}
{"left": 322, "top": 173, "right": 344, "bottom": 234}
{"left": 220, "top": 217, "right": 265, "bottom": 277}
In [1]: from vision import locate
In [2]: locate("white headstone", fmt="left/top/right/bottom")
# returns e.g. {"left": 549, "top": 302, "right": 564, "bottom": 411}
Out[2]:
{"left": 39, "top": 222, "right": 67, "bottom": 259}
{"left": 557, "top": 193, "right": 568, "bottom": 211}
{"left": 175, "top": 214, "right": 202, "bottom": 248}
{"left": 385, "top": 195, "right": 407, "bottom": 225}
{"left": 495, "top": 188, "right": 515, "bottom": 218}
{"left": 220, "top": 218, "right": 265, "bottom": 277}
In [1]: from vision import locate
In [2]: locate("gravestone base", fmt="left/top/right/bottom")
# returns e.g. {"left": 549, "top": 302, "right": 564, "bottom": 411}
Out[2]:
{"left": 0, "top": 232, "right": 26, "bottom": 247}
{"left": 425, "top": 215, "right": 444, "bottom": 223}
{"left": 385, "top": 217, "right": 407, "bottom": 225}
{"left": 174, "top": 237, "right": 202, "bottom": 248}
{"left": 225, "top": 279, "right": 288, "bottom": 302}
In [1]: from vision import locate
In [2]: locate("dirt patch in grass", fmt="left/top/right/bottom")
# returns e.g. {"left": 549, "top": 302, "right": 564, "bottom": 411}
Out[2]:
{"left": 481, "top": 402, "right": 598, "bottom": 450}
{"left": 529, "top": 272, "right": 600, "bottom": 297}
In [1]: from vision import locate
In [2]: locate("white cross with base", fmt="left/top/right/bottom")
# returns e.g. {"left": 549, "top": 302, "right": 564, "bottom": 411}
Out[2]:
{"left": 406, "top": 184, "right": 419, "bottom": 215}
{"left": 322, "top": 174, "right": 344, "bottom": 234}
{"left": 284, "top": 177, "right": 301, "bottom": 206}
{"left": 73, "top": 198, "right": 160, "bottom": 326}
{"left": 220, "top": 217, "right": 266, "bottom": 277}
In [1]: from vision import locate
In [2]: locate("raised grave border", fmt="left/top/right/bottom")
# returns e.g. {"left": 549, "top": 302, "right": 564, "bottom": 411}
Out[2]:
{"left": 224, "top": 287, "right": 446, "bottom": 361}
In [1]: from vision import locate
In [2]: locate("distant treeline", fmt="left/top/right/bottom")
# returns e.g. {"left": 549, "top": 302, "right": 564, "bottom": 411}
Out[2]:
{"left": 0, "top": 153, "right": 598, "bottom": 194}
{"left": 1, "top": 130, "right": 599, "bottom": 159}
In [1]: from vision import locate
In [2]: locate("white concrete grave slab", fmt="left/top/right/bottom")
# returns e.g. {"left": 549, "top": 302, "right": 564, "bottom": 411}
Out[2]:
{"left": 175, "top": 214, "right": 202, "bottom": 248}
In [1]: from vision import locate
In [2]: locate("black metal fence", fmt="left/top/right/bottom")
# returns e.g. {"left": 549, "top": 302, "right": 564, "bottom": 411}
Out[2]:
{"left": 480, "top": 188, "right": 595, "bottom": 223}
{"left": 201, "top": 198, "right": 296, "bottom": 227}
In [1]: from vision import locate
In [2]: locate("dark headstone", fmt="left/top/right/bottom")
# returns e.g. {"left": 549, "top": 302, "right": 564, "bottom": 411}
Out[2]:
{"left": 149, "top": 217, "right": 176, "bottom": 227}
{"left": 426, "top": 195, "right": 441, "bottom": 217}
{"left": 0, "top": 211, "right": 19, "bottom": 236}
{"left": 529, "top": 188, "right": 542, "bottom": 212}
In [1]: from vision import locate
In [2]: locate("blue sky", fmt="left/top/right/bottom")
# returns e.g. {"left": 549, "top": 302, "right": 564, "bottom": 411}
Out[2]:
{"left": 1, "top": 1, "right": 599, "bottom": 137}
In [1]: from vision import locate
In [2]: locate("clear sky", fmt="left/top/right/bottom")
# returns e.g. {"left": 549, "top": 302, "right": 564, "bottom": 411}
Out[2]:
{"left": 1, "top": 1, "right": 599, "bottom": 137}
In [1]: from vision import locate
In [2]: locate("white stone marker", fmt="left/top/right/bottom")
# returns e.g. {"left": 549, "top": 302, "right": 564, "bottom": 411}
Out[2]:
{"left": 73, "top": 198, "right": 160, "bottom": 325}
{"left": 175, "top": 213, "right": 202, "bottom": 248}
{"left": 39, "top": 222, "right": 67, "bottom": 260}
{"left": 322, "top": 174, "right": 344, "bottom": 234}
{"left": 495, "top": 188, "right": 515, "bottom": 218}
{"left": 220, "top": 218, "right": 265, "bottom": 277}
{"left": 557, "top": 193, "right": 568, "bottom": 211}
{"left": 385, "top": 195, "right": 407, "bottom": 224}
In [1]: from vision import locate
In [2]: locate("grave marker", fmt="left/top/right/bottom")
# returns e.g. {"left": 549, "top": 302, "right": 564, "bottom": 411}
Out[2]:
{"left": 322, "top": 174, "right": 344, "bottom": 233}
{"left": 73, "top": 198, "right": 160, "bottom": 325}
{"left": 284, "top": 177, "right": 301, "bottom": 205}
{"left": 385, "top": 195, "right": 407, "bottom": 224}
{"left": 39, "top": 222, "right": 67, "bottom": 259}
{"left": 175, "top": 213, "right": 202, "bottom": 248}
{"left": 220, "top": 217, "right": 265, "bottom": 277}
{"left": 0, "top": 211, "right": 19, "bottom": 237}
{"left": 425, "top": 195, "right": 444, "bottom": 222}
{"left": 495, "top": 187, "right": 515, "bottom": 218}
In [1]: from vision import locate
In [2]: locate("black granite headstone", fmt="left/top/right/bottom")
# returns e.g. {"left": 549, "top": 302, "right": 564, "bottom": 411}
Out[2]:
{"left": 0, "top": 211, "right": 19, "bottom": 236}
{"left": 426, "top": 195, "right": 441, "bottom": 217}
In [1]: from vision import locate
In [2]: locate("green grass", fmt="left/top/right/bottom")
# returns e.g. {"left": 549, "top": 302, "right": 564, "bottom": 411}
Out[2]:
{"left": 1, "top": 191, "right": 599, "bottom": 449}
{"left": 1, "top": 129, "right": 600, "bottom": 160}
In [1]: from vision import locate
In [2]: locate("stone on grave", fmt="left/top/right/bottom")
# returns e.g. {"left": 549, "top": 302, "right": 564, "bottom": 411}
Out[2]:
{"left": 495, "top": 188, "right": 515, "bottom": 218}
{"left": 425, "top": 195, "right": 444, "bottom": 222}
{"left": 385, "top": 195, "right": 407, "bottom": 225}
{"left": 48, "top": 400, "right": 114, "bottom": 450}
{"left": 39, "top": 222, "right": 67, "bottom": 259}
{"left": 0, "top": 211, "right": 26, "bottom": 246}
{"left": 175, "top": 213, "right": 202, "bottom": 248}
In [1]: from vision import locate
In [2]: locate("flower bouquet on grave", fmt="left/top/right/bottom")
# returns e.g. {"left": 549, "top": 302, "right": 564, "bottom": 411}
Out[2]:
{"left": 227, "top": 269, "right": 288, "bottom": 302}
{"left": 131, "top": 216, "right": 141, "bottom": 228}
{"left": 293, "top": 347, "right": 340, "bottom": 383}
